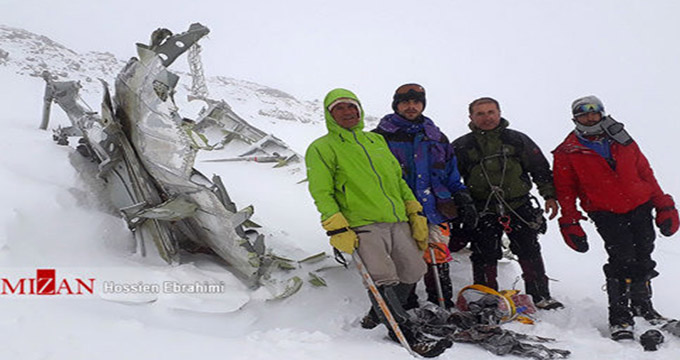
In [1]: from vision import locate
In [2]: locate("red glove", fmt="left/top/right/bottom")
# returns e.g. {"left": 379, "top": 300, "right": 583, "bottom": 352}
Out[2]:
{"left": 654, "top": 194, "right": 679, "bottom": 237}
{"left": 558, "top": 217, "right": 588, "bottom": 253}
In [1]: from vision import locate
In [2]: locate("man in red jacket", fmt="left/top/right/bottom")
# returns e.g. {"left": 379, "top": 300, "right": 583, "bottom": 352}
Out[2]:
{"left": 553, "top": 95, "right": 679, "bottom": 341}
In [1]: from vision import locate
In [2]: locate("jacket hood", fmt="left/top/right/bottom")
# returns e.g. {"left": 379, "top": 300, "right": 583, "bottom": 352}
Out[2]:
{"left": 377, "top": 113, "right": 444, "bottom": 141}
{"left": 468, "top": 117, "right": 510, "bottom": 133}
{"left": 323, "top": 88, "right": 365, "bottom": 133}
{"left": 553, "top": 131, "right": 595, "bottom": 155}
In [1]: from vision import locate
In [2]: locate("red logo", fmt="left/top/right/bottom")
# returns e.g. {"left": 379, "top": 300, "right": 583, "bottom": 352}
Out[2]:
{"left": 1, "top": 269, "right": 95, "bottom": 295}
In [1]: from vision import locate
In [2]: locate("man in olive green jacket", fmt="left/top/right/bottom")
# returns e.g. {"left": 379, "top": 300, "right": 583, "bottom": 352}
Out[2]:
{"left": 305, "top": 88, "right": 451, "bottom": 357}
{"left": 452, "top": 97, "right": 563, "bottom": 310}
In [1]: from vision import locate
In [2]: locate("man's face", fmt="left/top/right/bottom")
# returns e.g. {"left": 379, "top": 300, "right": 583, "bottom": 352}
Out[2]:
{"left": 330, "top": 101, "right": 361, "bottom": 129}
{"left": 469, "top": 102, "right": 501, "bottom": 130}
{"left": 396, "top": 99, "right": 425, "bottom": 121}
{"left": 574, "top": 112, "right": 602, "bottom": 126}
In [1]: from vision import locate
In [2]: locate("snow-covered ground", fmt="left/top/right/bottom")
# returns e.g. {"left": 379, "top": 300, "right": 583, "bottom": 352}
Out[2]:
{"left": 1, "top": 21, "right": 680, "bottom": 360}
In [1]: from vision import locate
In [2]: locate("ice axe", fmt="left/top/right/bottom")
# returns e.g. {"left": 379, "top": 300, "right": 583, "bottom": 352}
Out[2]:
{"left": 426, "top": 223, "right": 453, "bottom": 309}
{"left": 428, "top": 244, "right": 446, "bottom": 308}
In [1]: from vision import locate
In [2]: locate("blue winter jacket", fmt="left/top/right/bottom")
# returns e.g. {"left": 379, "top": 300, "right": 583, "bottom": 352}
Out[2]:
{"left": 374, "top": 113, "right": 467, "bottom": 224}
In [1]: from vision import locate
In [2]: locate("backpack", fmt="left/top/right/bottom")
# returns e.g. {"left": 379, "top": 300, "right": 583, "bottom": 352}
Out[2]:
{"left": 456, "top": 284, "right": 536, "bottom": 324}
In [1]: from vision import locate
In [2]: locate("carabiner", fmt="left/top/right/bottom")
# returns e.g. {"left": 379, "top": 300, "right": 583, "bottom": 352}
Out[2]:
{"left": 499, "top": 215, "right": 512, "bottom": 234}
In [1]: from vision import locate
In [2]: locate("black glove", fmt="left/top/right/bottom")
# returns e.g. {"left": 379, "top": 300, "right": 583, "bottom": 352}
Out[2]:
{"left": 448, "top": 219, "right": 471, "bottom": 252}
{"left": 436, "top": 198, "right": 458, "bottom": 219}
{"left": 454, "top": 190, "right": 479, "bottom": 230}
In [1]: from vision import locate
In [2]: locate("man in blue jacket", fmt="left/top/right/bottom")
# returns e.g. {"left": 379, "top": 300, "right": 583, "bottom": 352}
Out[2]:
{"left": 372, "top": 83, "right": 478, "bottom": 314}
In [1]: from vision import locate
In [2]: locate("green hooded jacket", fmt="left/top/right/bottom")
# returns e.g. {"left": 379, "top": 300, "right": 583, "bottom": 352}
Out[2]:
{"left": 452, "top": 118, "right": 556, "bottom": 212}
{"left": 305, "top": 88, "right": 416, "bottom": 227}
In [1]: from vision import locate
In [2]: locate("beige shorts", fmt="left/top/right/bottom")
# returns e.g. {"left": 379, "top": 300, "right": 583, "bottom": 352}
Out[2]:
{"left": 354, "top": 222, "right": 427, "bottom": 286}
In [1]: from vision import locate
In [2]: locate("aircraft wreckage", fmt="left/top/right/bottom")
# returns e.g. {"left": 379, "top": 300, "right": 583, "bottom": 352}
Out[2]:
{"left": 39, "top": 23, "right": 309, "bottom": 298}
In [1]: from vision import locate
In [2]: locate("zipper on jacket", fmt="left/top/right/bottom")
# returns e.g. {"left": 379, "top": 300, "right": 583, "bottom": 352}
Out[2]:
{"left": 571, "top": 146, "right": 618, "bottom": 173}
{"left": 352, "top": 130, "right": 400, "bottom": 222}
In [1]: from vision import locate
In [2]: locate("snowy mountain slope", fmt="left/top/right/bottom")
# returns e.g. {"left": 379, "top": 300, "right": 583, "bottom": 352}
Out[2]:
{"left": 1, "top": 25, "right": 680, "bottom": 360}
{"left": 0, "top": 24, "right": 124, "bottom": 87}
{"left": 0, "top": 23, "right": 367, "bottom": 155}
{"left": 0, "top": 23, "right": 382, "bottom": 156}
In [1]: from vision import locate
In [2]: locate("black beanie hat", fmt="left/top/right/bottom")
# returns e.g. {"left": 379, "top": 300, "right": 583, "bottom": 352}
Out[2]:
{"left": 392, "top": 83, "right": 426, "bottom": 112}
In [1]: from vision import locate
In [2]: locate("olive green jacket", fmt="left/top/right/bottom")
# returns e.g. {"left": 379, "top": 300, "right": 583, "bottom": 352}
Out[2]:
{"left": 452, "top": 119, "right": 556, "bottom": 212}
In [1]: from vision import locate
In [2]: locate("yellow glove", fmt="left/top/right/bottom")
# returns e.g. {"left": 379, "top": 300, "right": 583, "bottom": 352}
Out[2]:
{"left": 405, "top": 200, "right": 429, "bottom": 251}
{"left": 321, "top": 212, "right": 359, "bottom": 254}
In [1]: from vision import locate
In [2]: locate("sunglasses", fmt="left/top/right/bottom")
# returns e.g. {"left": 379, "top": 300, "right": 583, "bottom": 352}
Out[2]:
{"left": 573, "top": 103, "right": 603, "bottom": 116}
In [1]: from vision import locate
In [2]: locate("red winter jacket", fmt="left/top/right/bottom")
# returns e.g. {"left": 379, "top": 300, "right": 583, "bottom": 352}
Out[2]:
{"left": 552, "top": 132, "right": 664, "bottom": 221}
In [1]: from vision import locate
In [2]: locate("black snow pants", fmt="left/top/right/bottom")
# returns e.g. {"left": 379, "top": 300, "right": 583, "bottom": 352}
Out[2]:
{"left": 588, "top": 201, "right": 657, "bottom": 282}
{"left": 589, "top": 201, "right": 657, "bottom": 326}
{"left": 468, "top": 200, "right": 552, "bottom": 302}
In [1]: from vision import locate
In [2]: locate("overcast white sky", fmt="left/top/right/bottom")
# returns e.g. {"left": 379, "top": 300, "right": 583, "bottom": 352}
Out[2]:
{"left": 3, "top": 0, "right": 680, "bottom": 143}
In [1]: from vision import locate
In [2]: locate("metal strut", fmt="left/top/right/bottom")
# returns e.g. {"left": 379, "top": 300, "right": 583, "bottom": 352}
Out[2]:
{"left": 188, "top": 43, "right": 209, "bottom": 100}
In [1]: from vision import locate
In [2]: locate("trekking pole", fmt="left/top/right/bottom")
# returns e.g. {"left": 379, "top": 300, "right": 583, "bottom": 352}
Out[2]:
{"left": 352, "top": 252, "right": 416, "bottom": 357}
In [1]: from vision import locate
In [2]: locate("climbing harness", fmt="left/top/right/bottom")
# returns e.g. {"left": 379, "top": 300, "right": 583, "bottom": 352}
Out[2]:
{"left": 477, "top": 148, "right": 545, "bottom": 233}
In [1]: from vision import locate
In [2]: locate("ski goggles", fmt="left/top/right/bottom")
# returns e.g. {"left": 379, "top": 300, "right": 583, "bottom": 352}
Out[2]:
{"left": 572, "top": 102, "right": 603, "bottom": 117}
{"left": 394, "top": 84, "right": 425, "bottom": 103}
{"left": 395, "top": 83, "right": 425, "bottom": 95}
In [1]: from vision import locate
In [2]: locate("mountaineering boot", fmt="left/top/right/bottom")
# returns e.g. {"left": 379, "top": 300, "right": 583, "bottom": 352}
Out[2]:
{"left": 630, "top": 279, "right": 668, "bottom": 325}
{"left": 472, "top": 260, "right": 499, "bottom": 291}
{"left": 369, "top": 285, "right": 452, "bottom": 358}
{"left": 393, "top": 282, "right": 453, "bottom": 355}
{"left": 520, "top": 258, "right": 564, "bottom": 310}
{"left": 362, "top": 282, "right": 416, "bottom": 329}
{"left": 360, "top": 308, "right": 380, "bottom": 329}
{"left": 607, "top": 278, "right": 635, "bottom": 341}
{"left": 395, "top": 282, "right": 419, "bottom": 310}
{"left": 534, "top": 298, "right": 565, "bottom": 311}
{"left": 610, "top": 324, "right": 635, "bottom": 341}
{"left": 524, "top": 278, "right": 564, "bottom": 310}
{"left": 408, "top": 336, "right": 453, "bottom": 358}
{"left": 424, "top": 262, "right": 454, "bottom": 308}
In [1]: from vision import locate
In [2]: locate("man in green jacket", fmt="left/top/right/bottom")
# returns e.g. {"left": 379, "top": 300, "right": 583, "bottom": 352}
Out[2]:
{"left": 452, "top": 97, "right": 563, "bottom": 310}
{"left": 305, "top": 88, "right": 451, "bottom": 357}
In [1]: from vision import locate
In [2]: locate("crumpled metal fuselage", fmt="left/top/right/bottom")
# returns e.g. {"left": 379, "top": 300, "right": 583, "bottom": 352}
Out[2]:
{"left": 42, "top": 23, "right": 268, "bottom": 289}
{"left": 114, "top": 38, "right": 264, "bottom": 285}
